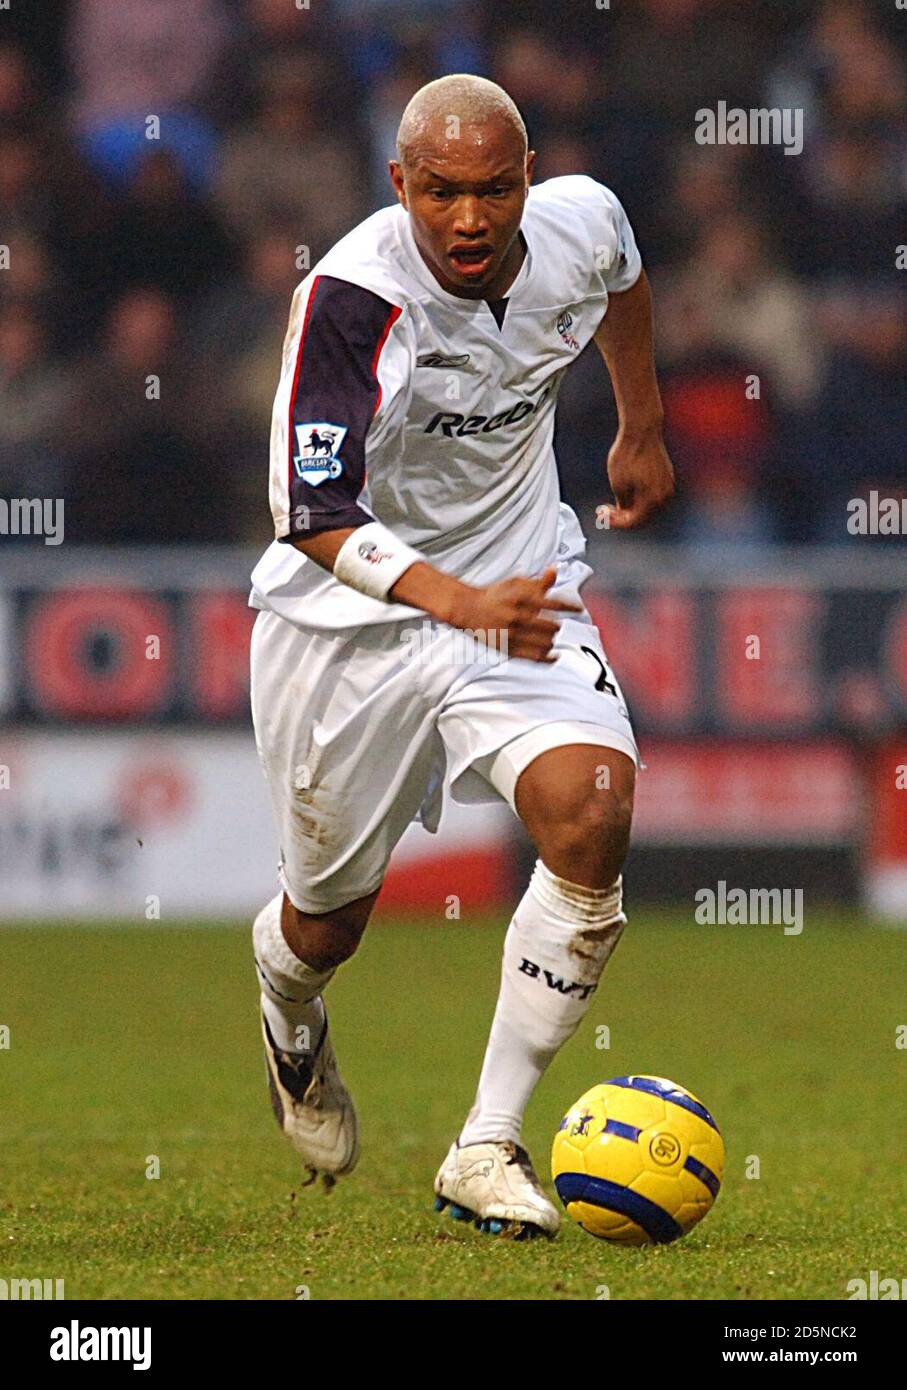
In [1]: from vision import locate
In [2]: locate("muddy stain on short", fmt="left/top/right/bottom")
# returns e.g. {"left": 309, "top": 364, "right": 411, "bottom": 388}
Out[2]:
{"left": 289, "top": 786, "right": 338, "bottom": 854}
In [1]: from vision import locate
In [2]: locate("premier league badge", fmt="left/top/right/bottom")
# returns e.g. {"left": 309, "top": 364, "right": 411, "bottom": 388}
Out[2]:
{"left": 293, "top": 422, "right": 348, "bottom": 485}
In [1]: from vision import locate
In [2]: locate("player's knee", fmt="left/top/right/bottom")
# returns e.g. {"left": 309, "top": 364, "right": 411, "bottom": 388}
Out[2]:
{"left": 303, "top": 926, "right": 362, "bottom": 972}
{"left": 538, "top": 785, "right": 634, "bottom": 888}
{"left": 281, "top": 897, "right": 368, "bottom": 971}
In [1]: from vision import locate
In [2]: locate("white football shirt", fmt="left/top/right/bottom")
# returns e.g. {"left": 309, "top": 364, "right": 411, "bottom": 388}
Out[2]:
{"left": 250, "top": 175, "right": 642, "bottom": 630}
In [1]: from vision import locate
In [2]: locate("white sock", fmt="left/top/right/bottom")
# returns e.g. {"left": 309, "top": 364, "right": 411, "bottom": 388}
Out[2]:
{"left": 252, "top": 893, "right": 333, "bottom": 1055}
{"left": 459, "top": 861, "right": 626, "bottom": 1147}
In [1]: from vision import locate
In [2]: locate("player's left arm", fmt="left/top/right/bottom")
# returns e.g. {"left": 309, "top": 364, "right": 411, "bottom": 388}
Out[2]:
{"left": 593, "top": 268, "right": 675, "bottom": 530}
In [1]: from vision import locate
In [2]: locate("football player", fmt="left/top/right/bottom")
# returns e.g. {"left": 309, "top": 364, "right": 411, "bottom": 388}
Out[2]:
{"left": 250, "top": 73, "right": 673, "bottom": 1237}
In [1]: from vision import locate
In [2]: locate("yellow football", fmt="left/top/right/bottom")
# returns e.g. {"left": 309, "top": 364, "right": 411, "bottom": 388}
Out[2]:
{"left": 551, "top": 1075, "right": 724, "bottom": 1244}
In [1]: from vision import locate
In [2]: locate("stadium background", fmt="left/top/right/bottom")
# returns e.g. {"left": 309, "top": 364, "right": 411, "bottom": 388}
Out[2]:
{"left": 1, "top": 0, "right": 906, "bottom": 923}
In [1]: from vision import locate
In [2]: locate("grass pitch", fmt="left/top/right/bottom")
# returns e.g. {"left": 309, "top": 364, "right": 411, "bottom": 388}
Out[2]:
{"left": 3, "top": 909, "right": 905, "bottom": 1301}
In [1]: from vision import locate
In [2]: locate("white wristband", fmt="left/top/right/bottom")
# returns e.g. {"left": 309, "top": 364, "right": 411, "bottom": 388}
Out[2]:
{"left": 333, "top": 522, "right": 424, "bottom": 602}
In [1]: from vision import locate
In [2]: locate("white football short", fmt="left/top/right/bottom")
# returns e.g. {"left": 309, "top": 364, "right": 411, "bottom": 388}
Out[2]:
{"left": 250, "top": 605, "right": 640, "bottom": 912}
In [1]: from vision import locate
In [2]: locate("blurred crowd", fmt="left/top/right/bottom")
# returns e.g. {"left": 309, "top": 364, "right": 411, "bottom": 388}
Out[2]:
{"left": 1, "top": 0, "right": 905, "bottom": 547}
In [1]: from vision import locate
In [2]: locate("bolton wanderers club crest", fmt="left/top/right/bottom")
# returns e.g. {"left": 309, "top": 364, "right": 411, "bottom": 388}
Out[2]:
{"left": 556, "top": 310, "right": 581, "bottom": 351}
{"left": 293, "top": 422, "right": 348, "bottom": 485}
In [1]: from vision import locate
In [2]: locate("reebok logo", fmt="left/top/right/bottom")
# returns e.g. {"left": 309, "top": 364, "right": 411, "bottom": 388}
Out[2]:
{"left": 417, "top": 351, "right": 471, "bottom": 369}
{"left": 424, "top": 385, "right": 552, "bottom": 438}
{"left": 50, "top": 1321, "right": 151, "bottom": 1371}
{"left": 518, "top": 957, "right": 596, "bottom": 1001}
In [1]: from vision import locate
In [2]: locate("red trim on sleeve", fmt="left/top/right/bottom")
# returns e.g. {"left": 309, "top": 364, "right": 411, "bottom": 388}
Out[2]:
{"left": 371, "top": 305, "right": 402, "bottom": 417}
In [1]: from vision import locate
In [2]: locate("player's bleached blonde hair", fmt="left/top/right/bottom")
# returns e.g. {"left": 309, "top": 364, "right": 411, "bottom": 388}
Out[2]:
{"left": 396, "top": 74, "right": 528, "bottom": 167}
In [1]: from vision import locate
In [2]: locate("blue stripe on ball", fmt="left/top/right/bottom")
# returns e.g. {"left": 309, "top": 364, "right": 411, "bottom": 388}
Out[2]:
{"left": 606, "top": 1076, "right": 721, "bottom": 1133}
{"left": 603, "top": 1118, "right": 641, "bottom": 1142}
{"left": 554, "top": 1171, "right": 684, "bottom": 1244}
{"left": 684, "top": 1154, "right": 721, "bottom": 1197}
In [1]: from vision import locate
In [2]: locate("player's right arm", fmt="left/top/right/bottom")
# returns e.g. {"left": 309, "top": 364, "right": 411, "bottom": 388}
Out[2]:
{"left": 276, "top": 274, "right": 578, "bottom": 661}
{"left": 294, "top": 528, "right": 575, "bottom": 664}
